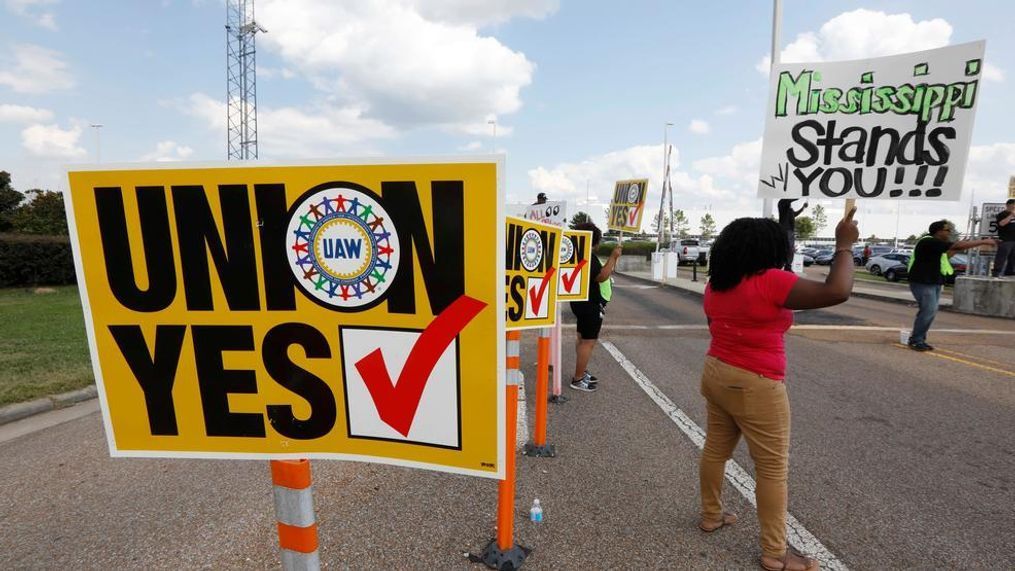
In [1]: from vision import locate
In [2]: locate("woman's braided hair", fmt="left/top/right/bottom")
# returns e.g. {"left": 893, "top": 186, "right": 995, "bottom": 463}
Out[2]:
{"left": 708, "top": 217, "right": 790, "bottom": 291}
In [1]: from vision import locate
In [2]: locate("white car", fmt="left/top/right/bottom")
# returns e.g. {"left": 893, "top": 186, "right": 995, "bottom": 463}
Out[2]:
{"left": 866, "top": 252, "right": 910, "bottom": 276}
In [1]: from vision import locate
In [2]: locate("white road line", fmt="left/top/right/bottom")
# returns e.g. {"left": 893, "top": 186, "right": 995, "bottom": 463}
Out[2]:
{"left": 560, "top": 323, "right": 1015, "bottom": 335}
{"left": 600, "top": 341, "right": 849, "bottom": 571}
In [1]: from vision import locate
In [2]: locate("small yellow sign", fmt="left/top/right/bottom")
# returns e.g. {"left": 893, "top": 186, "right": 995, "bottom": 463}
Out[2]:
{"left": 505, "top": 216, "right": 561, "bottom": 330}
{"left": 64, "top": 158, "right": 505, "bottom": 479}
{"left": 557, "top": 230, "right": 593, "bottom": 302}
{"left": 608, "top": 178, "right": 649, "bottom": 232}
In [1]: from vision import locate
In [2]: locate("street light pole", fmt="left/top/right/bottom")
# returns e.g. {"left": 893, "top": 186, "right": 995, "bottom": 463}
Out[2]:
{"left": 655, "top": 122, "right": 673, "bottom": 252}
{"left": 89, "top": 123, "right": 104, "bottom": 163}
{"left": 487, "top": 119, "right": 497, "bottom": 151}
{"left": 762, "top": 0, "right": 782, "bottom": 219}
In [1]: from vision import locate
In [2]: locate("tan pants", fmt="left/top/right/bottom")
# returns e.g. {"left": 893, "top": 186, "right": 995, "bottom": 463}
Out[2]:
{"left": 699, "top": 356, "right": 790, "bottom": 559}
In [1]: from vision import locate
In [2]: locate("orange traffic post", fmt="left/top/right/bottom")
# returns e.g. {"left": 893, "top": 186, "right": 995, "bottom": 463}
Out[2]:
{"left": 523, "top": 328, "right": 555, "bottom": 457}
{"left": 478, "top": 332, "right": 529, "bottom": 569}
{"left": 270, "top": 459, "right": 321, "bottom": 571}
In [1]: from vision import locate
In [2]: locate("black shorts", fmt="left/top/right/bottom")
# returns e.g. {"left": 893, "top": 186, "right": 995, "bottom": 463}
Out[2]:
{"left": 570, "top": 301, "right": 604, "bottom": 340}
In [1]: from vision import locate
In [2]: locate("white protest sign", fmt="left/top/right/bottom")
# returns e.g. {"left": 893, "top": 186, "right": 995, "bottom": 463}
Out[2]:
{"left": 525, "top": 201, "right": 567, "bottom": 226}
{"left": 759, "top": 41, "right": 985, "bottom": 201}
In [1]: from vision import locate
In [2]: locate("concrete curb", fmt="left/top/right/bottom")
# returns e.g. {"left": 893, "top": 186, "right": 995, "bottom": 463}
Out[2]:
{"left": 0, "top": 385, "right": 97, "bottom": 427}
{"left": 616, "top": 271, "right": 705, "bottom": 296}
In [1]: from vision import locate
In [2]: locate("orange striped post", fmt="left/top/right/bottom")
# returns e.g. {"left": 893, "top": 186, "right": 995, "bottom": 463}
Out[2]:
{"left": 523, "top": 328, "right": 555, "bottom": 457}
{"left": 270, "top": 459, "right": 320, "bottom": 571}
{"left": 479, "top": 331, "right": 529, "bottom": 569}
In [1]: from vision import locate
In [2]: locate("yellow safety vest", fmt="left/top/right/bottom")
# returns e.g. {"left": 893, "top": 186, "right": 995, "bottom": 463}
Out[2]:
{"left": 907, "top": 236, "right": 954, "bottom": 276}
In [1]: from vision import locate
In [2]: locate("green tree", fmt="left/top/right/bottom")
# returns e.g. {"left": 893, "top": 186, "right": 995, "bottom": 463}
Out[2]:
{"left": 0, "top": 171, "right": 25, "bottom": 232}
{"left": 866, "top": 234, "right": 879, "bottom": 243}
{"left": 795, "top": 216, "right": 816, "bottom": 239}
{"left": 673, "top": 209, "right": 690, "bottom": 238}
{"left": 10, "top": 189, "right": 68, "bottom": 234}
{"left": 905, "top": 234, "right": 919, "bottom": 242}
{"left": 811, "top": 204, "right": 827, "bottom": 235}
{"left": 699, "top": 213, "right": 716, "bottom": 239}
{"left": 568, "top": 211, "right": 591, "bottom": 229}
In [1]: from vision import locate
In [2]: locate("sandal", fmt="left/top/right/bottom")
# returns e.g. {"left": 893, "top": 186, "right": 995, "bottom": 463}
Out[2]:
{"left": 698, "top": 511, "right": 737, "bottom": 532}
{"left": 760, "top": 547, "right": 819, "bottom": 571}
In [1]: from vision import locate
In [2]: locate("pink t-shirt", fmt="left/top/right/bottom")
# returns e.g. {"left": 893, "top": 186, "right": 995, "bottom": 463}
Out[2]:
{"left": 704, "top": 269, "right": 799, "bottom": 380}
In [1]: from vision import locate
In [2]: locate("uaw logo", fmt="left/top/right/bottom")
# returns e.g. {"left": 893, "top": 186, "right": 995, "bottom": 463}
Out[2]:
{"left": 627, "top": 182, "right": 641, "bottom": 203}
{"left": 519, "top": 229, "right": 543, "bottom": 271}
{"left": 286, "top": 182, "right": 400, "bottom": 310}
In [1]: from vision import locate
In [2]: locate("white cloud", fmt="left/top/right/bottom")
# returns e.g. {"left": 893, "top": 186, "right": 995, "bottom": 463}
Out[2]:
{"left": 715, "top": 105, "right": 738, "bottom": 116}
{"left": 180, "top": 92, "right": 395, "bottom": 158}
{"left": 758, "top": 10, "right": 952, "bottom": 72}
{"left": 140, "top": 140, "right": 194, "bottom": 162}
{"left": 983, "top": 62, "right": 1004, "bottom": 83}
{"left": 754, "top": 10, "right": 1004, "bottom": 83}
{"left": 21, "top": 123, "right": 86, "bottom": 159}
{"left": 458, "top": 141, "right": 483, "bottom": 151}
{"left": 258, "top": 0, "right": 536, "bottom": 133}
{"left": 0, "top": 44, "right": 74, "bottom": 93}
{"left": 688, "top": 119, "right": 710, "bottom": 135}
{"left": 0, "top": 103, "right": 53, "bottom": 123}
{"left": 5, "top": 0, "right": 58, "bottom": 30}
{"left": 410, "top": 0, "right": 558, "bottom": 27}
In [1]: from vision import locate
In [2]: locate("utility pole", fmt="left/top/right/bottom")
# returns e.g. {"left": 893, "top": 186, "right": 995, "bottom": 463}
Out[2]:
{"left": 89, "top": 124, "right": 103, "bottom": 163}
{"left": 226, "top": 0, "right": 265, "bottom": 160}
{"left": 762, "top": 0, "right": 782, "bottom": 219}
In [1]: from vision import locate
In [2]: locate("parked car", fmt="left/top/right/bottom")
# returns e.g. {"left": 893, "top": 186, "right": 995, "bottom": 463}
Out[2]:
{"left": 866, "top": 253, "right": 911, "bottom": 275}
{"left": 801, "top": 254, "right": 814, "bottom": 266}
{"left": 813, "top": 249, "right": 835, "bottom": 265}
{"left": 882, "top": 255, "right": 968, "bottom": 283}
{"left": 676, "top": 238, "right": 708, "bottom": 265}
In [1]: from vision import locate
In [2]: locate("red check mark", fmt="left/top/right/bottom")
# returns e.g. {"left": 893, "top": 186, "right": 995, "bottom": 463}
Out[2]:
{"left": 628, "top": 202, "right": 643, "bottom": 226}
{"left": 354, "top": 295, "right": 487, "bottom": 437}
{"left": 561, "top": 259, "right": 588, "bottom": 292}
{"left": 527, "top": 266, "right": 556, "bottom": 315}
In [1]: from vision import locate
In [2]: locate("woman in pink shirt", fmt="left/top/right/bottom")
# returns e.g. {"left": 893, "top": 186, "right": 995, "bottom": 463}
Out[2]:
{"left": 698, "top": 208, "right": 858, "bottom": 571}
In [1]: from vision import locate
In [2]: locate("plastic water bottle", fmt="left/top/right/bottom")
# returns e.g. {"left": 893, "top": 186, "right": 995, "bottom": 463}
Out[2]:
{"left": 529, "top": 499, "right": 543, "bottom": 522}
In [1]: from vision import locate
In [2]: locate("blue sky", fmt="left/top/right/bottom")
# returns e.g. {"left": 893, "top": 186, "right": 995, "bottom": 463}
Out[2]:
{"left": 1, "top": 0, "right": 1013, "bottom": 237}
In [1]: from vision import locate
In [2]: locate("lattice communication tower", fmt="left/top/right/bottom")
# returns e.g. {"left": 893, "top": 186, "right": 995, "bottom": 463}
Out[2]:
{"left": 226, "top": 0, "right": 265, "bottom": 160}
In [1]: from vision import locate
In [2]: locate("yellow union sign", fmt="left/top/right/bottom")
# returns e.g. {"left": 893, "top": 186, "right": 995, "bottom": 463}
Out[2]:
{"left": 607, "top": 178, "right": 649, "bottom": 232}
{"left": 557, "top": 230, "right": 593, "bottom": 302}
{"left": 504, "top": 216, "right": 561, "bottom": 330}
{"left": 65, "top": 158, "right": 505, "bottom": 479}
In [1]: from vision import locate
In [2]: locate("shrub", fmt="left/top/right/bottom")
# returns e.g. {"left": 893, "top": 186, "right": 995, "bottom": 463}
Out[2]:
{"left": 0, "top": 233, "right": 77, "bottom": 287}
{"left": 597, "top": 240, "right": 656, "bottom": 259}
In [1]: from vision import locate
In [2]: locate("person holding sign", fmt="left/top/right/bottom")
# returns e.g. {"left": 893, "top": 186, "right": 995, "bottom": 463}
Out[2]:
{"left": 991, "top": 199, "right": 1015, "bottom": 277}
{"left": 907, "top": 220, "right": 999, "bottom": 351}
{"left": 568, "top": 222, "right": 621, "bottom": 392}
{"left": 777, "top": 199, "right": 807, "bottom": 270}
{"left": 698, "top": 209, "right": 859, "bottom": 571}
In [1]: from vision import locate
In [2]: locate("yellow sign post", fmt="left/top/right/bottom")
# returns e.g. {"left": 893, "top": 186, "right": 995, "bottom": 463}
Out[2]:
{"left": 64, "top": 158, "right": 505, "bottom": 479}
{"left": 557, "top": 230, "right": 593, "bottom": 302}
{"left": 504, "top": 216, "right": 561, "bottom": 330}
{"left": 607, "top": 178, "right": 649, "bottom": 233}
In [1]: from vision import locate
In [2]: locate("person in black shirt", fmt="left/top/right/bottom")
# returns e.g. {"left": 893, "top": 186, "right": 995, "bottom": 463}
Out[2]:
{"left": 907, "top": 220, "right": 999, "bottom": 351}
{"left": 777, "top": 199, "right": 807, "bottom": 270}
{"left": 990, "top": 199, "right": 1015, "bottom": 277}
{"left": 568, "top": 222, "right": 621, "bottom": 391}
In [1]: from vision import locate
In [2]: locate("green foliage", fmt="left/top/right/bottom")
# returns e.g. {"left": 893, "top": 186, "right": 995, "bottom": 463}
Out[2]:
{"left": 0, "top": 171, "right": 24, "bottom": 232}
{"left": 596, "top": 240, "right": 655, "bottom": 258}
{"left": 673, "top": 209, "right": 690, "bottom": 238}
{"left": 569, "top": 211, "right": 592, "bottom": 229}
{"left": 10, "top": 189, "right": 68, "bottom": 234}
{"left": 699, "top": 213, "right": 716, "bottom": 239}
{"left": 811, "top": 204, "right": 827, "bottom": 235}
{"left": 0, "top": 234, "right": 77, "bottom": 287}
{"left": 795, "top": 216, "right": 816, "bottom": 239}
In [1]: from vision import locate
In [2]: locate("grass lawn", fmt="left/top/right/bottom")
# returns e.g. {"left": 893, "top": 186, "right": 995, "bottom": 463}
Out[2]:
{"left": 0, "top": 286, "right": 93, "bottom": 406}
